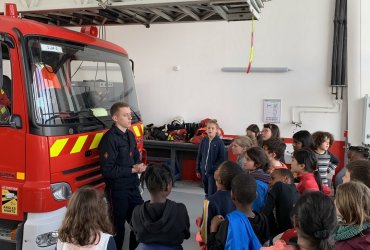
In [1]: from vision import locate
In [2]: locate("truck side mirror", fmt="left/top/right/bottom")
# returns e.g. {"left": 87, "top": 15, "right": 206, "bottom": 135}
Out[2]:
{"left": 9, "top": 114, "right": 22, "bottom": 129}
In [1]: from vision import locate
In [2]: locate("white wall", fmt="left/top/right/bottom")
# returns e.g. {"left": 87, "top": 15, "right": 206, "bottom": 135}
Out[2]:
{"left": 348, "top": 0, "right": 370, "bottom": 145}
{"left": 104, "top": 0, "right": 347, "bottom": 139}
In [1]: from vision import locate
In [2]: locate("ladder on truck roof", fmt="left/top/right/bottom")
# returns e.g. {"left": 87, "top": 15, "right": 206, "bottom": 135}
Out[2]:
{"left": 0, "top": 0, "right": 272, "bottom": 27}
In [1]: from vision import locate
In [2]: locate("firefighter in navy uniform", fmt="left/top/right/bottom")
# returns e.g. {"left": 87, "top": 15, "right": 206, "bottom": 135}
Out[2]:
{"left": 99, "top": 102, "right": 146, "bottom": 250}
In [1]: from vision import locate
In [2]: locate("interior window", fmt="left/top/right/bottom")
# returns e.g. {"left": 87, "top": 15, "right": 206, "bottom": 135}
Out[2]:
{"left": 0, "top": 43, "right": 12, "bottom": 124}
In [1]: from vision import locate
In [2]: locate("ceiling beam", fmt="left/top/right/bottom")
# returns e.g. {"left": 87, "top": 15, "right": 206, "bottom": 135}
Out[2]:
{"left": 151, "top": 8, "right": 173, "bottom": 22}
{"left": 211, "top": 5, "right": 228, "bottom": 21}
{"left": 177, "top": 5, "right": 200, "bottom": 21}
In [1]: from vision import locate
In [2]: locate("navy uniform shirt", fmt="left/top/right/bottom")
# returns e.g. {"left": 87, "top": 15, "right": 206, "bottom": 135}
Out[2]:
{"left": 99, "top": 124, "right": 141, "bottom": 190}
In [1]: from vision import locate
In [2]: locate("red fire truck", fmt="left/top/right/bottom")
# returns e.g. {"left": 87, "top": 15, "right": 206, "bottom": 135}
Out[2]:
{"left": 0, "top": 4, "right": 144, "bottom": 250}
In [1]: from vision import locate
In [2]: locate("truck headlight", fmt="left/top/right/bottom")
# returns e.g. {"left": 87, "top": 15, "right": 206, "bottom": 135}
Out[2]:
{"left": 51, "top": 182, "right": 72, "bottom": 201}
{"left": 36, "top": 230, "right": 58, "bottom": 247}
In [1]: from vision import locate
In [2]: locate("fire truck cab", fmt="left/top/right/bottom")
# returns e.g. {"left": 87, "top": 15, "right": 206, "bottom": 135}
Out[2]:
{"left": 0, "top": 5, "right": 143, "bottom": 250}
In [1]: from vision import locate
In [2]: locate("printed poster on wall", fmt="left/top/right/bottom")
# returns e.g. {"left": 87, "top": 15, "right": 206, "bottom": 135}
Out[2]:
{"left": 2, "top": 186, "right": 18, "bottom": 215}
{"left": 263, "top": 99, "right": 281, "bottom": 123}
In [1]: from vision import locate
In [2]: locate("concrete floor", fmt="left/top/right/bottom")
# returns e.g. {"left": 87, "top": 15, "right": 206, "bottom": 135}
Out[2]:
{"left": 123, "top": 181, "right": 204, "bottom": 250}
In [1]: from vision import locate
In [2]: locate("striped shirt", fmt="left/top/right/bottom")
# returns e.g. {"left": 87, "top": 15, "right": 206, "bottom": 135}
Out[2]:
{"left": 315, "top": 150, "right": 337, "bottom": 185}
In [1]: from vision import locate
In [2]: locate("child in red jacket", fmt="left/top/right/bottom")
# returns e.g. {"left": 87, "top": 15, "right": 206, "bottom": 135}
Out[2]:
{"left": 290, "top": 149, "right": 331, "bottom": 195}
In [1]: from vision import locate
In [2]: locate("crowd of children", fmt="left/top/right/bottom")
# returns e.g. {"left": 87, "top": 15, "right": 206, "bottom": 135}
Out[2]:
{"left": 56, "top": 119, "right": 370, "bottom": 250}
{"left": 195, "top": 121, "right": 370, "bottom": 250}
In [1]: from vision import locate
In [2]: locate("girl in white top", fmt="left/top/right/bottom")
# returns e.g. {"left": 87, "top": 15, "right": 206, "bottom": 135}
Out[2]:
{"left": 57, "top": 187, "right": 116, "bottom": 250}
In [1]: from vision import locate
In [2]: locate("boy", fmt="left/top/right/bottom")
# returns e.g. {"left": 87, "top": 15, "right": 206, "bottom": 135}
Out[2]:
{"left": 199, "top": 161, "right": 244, "bottom": 243}
{"left": 262, "top": 169, "right": 299, "bottom": 236}
{"left": 263, "top": 138, "right": 287, "bottom": 173}
{"left": 196, "top": 119, "right": 226, "bottom": 197}
{"left": 208, "top": 173, "right": 269, "bottom": 249}
{"left": 342, "top": 159, "right": 370, "bottom": 188}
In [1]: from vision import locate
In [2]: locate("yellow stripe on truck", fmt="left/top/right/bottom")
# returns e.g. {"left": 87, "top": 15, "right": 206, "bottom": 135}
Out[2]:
{"left": 70, "top": 135, "right": 88, "bottom": 154}
{"left": 89, "top": 132, "right": 104, "bottom": 149}
{"left": 133, "top": 126, "right": 141, "bottom": 137}
{"left": 50, "top": 138, "right": 69, "bottom": 157}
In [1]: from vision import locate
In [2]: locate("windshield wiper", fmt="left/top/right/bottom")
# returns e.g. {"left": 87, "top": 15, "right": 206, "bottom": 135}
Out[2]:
{"left": 43, "top": 112, "right": 71, "bottom": 124}
{"left": 71, "top": 109, "right": 107, "bottom": 129}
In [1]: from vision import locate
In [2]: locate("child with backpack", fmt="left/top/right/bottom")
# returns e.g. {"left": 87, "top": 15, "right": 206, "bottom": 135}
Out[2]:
{"left": 198, "top": 161, "right": 244, "bottom": 244}
{"left": 208, "top": 173, "right": 268, "bottom": 249}
{"left": 196, "top": 119, "right": 226, "bottom": 197}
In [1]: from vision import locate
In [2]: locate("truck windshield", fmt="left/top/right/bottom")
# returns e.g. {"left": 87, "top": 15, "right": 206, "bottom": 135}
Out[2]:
{"left": 26, "top": 37, "right": 140, "bottom": 129}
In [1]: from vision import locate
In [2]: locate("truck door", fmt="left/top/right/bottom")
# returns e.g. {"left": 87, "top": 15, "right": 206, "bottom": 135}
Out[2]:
{"left": 0, "top": 34, "right": 26, "bottom": 222}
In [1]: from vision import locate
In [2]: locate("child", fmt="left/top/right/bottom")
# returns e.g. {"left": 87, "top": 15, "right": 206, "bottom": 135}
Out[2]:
{"left": 196, "top": 119, "right": 226, "bottom": 197}
{"left": 263, "top": 138, "right": 288, "bottom": 173}
{"left": 262, "top": 192, "right": 337, "bottom": 250}
{"left": 261, "top": 124, "right": 284, "bottom": 163}
{"left": 292, "top": 191, "right": 336, "bottom": 250}
{"left": 263, "top": 169, "right": 299, "bottom": 236}
{"left": 335, "top": 146, "right": 370, "bottom": 187}
{"left": 347, "top": 145, "right": 370, "bottom": 161}
{"left": 230, "top": 136, "right": 253, "bottom": 168}
{"left": 291, "top": 148, "right": 331, "bottom": 195}
{"left": 246, "top": 124, "right": 263, "bottom": 147}
{"left": 334, "top": 182, "right": 370, "bottom": 250}
{"left": 57, "top": 187, "right": 116, "bottom": 250}
{"left": 342, "top": 159, "right": 370, "bottom": 188}
{"left": 292, "top": 130, "right": 313, "bottom": 151}
{"left": 244, "top": 147, "right": 270, "bottom": 212}
{"left": 312, "top": 131, "right": 338, "bottom": 186}
{"left": 208, "top": 173, "right": 268, "bottom": 249}
{"left": 199, "top": 161, "right": 244, "bottom": 243}
{"left": 261, "top": 123, "right": 281, "bottom": 141}
{"left": 130, "top": 163, "right": 190, "bottom": 248}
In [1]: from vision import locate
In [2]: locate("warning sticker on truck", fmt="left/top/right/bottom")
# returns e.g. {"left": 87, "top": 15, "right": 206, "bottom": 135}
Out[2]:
{"left": 2, "top": 186, "right": 18, "bottom": 215}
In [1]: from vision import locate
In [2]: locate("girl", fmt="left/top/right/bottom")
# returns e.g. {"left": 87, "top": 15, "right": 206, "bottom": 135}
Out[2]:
{"left": 262, "top": 123, "right": 284, "bottom": 162}
{"left": 261, "top": 123, "right": 281, "bottom": 142}
{"left": 131, "top": 163, "right": 190, "bottom": 249}
{"left": 292, "top": 130, "right": 314, "bottom": 151}
{"left": 246, "top": 124, "right": 263, "bottom": 147}
{"left": 196, "top": 119, "right": 226, "bottom": 197}
{"left": 312, "top": 131, "right": 337, "bottom": 186}
{"left": 262, "top": 192, "right": 337, "bottom": 250}
{"left": 295, "top": 191, "right": 337, "bottom": 250}
{"left": 244, "top": 146, "right": 270, "bottom": 212}
{"left": 57, "top": 187, "right": 116, "bottom": 250}
{"left": 334, "top": 181, "right": 370, "bottom": 250}
{"left": 291, "top": 148, "right": 331, "bottom": 195}
{"left": 230, "top": 136, "right": 253, "bottom": 168}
